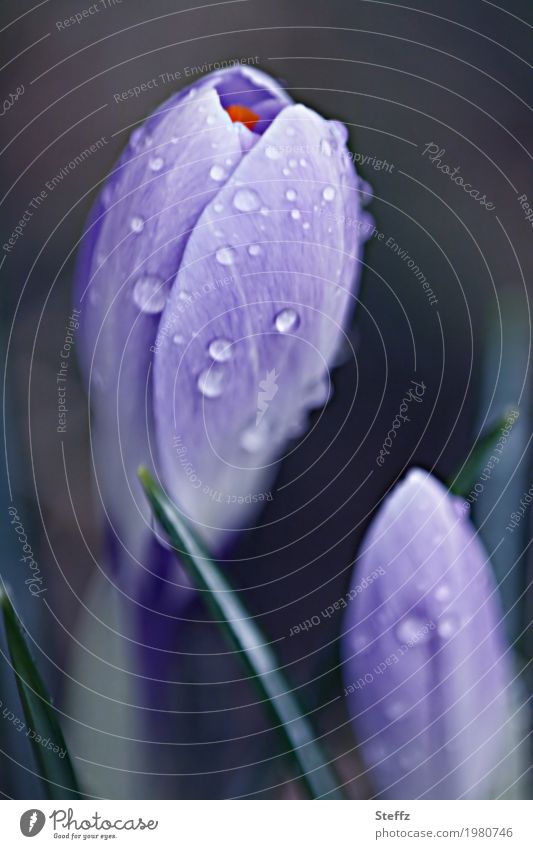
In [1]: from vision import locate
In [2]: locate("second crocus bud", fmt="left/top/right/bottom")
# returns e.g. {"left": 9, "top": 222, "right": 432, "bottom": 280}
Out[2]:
{"left": 342, "top": 469, "right": 522, "bottom": 799}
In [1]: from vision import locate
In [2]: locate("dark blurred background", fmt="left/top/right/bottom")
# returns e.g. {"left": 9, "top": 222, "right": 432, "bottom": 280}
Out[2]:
{"left": 0, "top": 0, "right": 531, "bottom": 799}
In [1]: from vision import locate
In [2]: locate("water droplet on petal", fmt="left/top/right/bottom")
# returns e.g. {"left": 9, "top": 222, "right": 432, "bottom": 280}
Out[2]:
{"left": 288, "top": 158, "right": 297, "bottom": 168}
{"left": 265, "top": 145, "right": 281, "bottom": 160}
{"left": 149, "top": 156, "right": 164, "bottom": 172}
{"left": 320, "top": 138, "right": 332, "bottom": 157}
{"left": 385, "top": 700, "right": 406, "bottom": 720}
{"left": 130, "top": 215, "right": 145, "bottom": 233}
{"left": 248, "top": 244, "right": 261, "bottom": 256}
{"left": 216, "top": 246, "right": 236, "bottom": 266}
{"left": 299, "top": 158, "right": 307, "bottom": 167}
{"left": 282, "top": 167, "right": 290, "bottom": 176}
{"left": 434, "top": 584, "right": 451, "bottom": 602}
{"left": 213, "top": 201, "right": 224, "bottom": 213}
{"left": 132, "top": 275, "right": 167, "bottom": 314}
{"left": 290, "top": 209, "right": 301, "bottom": 220}
{"left": 197, "top": 365, "right": 225, "bottom": 398}
{"left": 329, "top": 120, "right": 348, "bottom": 144}
{"left": 208, "top": 337, "right": 233, "bottom": 362}
{"left": 275, "top": 308, "right": 299, "bottom": 333}
{"left": 233, "top": 188, "right": 260, "bottom": 212}
{"left": 241, "top": 420, "right": 270, "bottom": 453}
{"left": 285, "top": 189, "right": 297, "bottom": 201}
{"left": 302, "top": 221, "right": 310, "bottom": 230}
{"left": 396, "top": 615, "right": 430, "bottom": 645}
{"left": 437, "top": 615, "right": 457, "bottom": 639}
{"left": 206, "top": 114, "right": 216, "bottom": 126}
{"left": 173, "top": 333, "right": 185, "bottom": 345}
{"left": 322, "top": 185, "right": 336, "bottom": 202}
{"left": 210, "top": 164, "right": 226, "bottom": 182}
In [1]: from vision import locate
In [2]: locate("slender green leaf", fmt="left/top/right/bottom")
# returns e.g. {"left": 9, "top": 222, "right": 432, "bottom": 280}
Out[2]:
{"left": 449, "top": 407, "right": 519, "bottom": 497}
{"left": 139, "top": 467, "right": 345, "bottom": 799}
{"left": 0, "top": 586, "right": 81, "bottom": 798}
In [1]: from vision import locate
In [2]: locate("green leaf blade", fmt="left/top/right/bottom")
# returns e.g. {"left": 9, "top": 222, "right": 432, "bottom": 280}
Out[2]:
{"left": 0, "top": 586, "right": 81, "bottom": 799}
{"left": 138, "top": 467, "right": 345, "bottom": 800}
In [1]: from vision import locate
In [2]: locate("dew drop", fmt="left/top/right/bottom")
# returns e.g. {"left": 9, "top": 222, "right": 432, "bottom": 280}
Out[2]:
{"left": 241, "top": 420, "right": 270, "bottom": 453}
{"left": 132, "top": 275, "right": 167, "bottom": 314}
{"left": 282, "top": 167, "right": 290, "bottom": 177}
{"left": 329, "top": 120, "right": 348, "bottom": 144}
{"left": 290, "top": 209, "right": 301, "bottom": 220}
{"left": 396, "top": 615, "right": 430, "bottom": 645}
{"left": 208, "top": 337, "right": 233, "bottom": 362}
{"left": 233, "top": 188, "right": 260, "bottom": 212}
{"left": 437, "top": 615, "right": 457, "bottom": 639}
{"left": 285, "top": 189, "right": 297, "bottom": 201}
{"left": 288, "top": 158, "right": 297, "bottom": 168}
{"left": 322, "top": 185, "right": 336, "bottom": 202}
{"left": 149, "top": 156, "right": 164, "bottom": 172}
{"left": 265, "top": 145, "right": 281, "bottom": 160}
{"left": 216, "top": 246, "right": 237, "bottom": 266}
{"left": 173, "top": 333, "right": 185, "bottom": 345}
{"left": 130, "top": 215, "right": 145, "bottom": 233}
{"left": 302, "top": 221, "right": 310, "bottom": 230}
{"left": 248, "top": 243, "right": 261, "bottom": 256}
{"left": 434, "top": 584, "right": 451, "bottom": 602}
{"left": 197, "top": 366, "right": 225, "bottom": 398}
{"left": 213, "top": 201, "right": 224, "bottom": 213}
{"left": 320, "top": 138, "right": 332, "bottom": 157}
{"left": 275, "top": 308, "right": 299, "bottom": 333}
{"left": 209, "top": 164, "right": 226, "bottom": 182}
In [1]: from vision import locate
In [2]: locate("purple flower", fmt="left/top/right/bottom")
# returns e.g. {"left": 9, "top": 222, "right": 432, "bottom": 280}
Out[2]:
{"left": 75, "top": 66, "right": 368, "bottom": 561}
{"left": 342, "top": 469, "right": 520, "bottom": 799}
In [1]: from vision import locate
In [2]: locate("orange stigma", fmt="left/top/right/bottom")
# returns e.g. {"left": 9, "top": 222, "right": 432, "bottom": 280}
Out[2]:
{"left": 225, "top": 104, "right": 260, "bottom": 130}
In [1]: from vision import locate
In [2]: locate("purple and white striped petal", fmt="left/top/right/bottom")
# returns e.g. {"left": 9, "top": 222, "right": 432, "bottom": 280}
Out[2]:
{"left": 342, "top": 469, "right": 519, "bottom": 799}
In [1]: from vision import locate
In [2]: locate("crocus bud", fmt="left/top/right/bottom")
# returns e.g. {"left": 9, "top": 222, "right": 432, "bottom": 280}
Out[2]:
{"left": 75, "top": 66, "right": 369, "bottom": 559}
{"left": 342, "top": 469, "right": 521, "bottom": 799}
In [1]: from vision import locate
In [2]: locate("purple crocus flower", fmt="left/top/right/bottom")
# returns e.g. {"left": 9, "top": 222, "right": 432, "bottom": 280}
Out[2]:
{"left": 342, "top": 469, "right": 520, "bottom": 799}
{"left": 75, "top": 66, "right": 368, "bottom": 568}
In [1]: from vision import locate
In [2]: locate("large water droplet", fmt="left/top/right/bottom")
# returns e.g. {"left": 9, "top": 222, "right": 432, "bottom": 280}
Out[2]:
{"left": 434, "top": 584, "right": 451, "bottom": 602}
{"left": 233, "top": 188, "right": 260, "bottom": 212}
{"left": 437, "top": 615, "right": 458, "bottom": 639}
{"left": 265, "top": 145, "right": 281, "bottom": 160}
{"left": 285, "top": 189, "right": 297, "bottom": 201}
{"left": 248, "top": 244, "right": 261, "bottom": 256}
{"left": 210, "top": 164, "right": 226, "bottom": 182}
{"left": 132, "top": 275, "right": 167, "bottom": 314}
{"left": 130, "top": 215, "right": 145, "bottom": 233}
{"left": 215, "top": 246, "right": 236, "bottom": 266}
{"left": 149, "top": 156, "right": 164, "bottom": 172}
{"left": 208, "top": 337, "right": 233, "bottom": 362}
{"left": 241, "top": 420, "right": 270, "bottom": 453}
{"left": 275, "top": 308, "right": 299, "bottom": 333}
{"left": 330, "top": 120, "right": 348, "bottom": 144}
{"left": 290, "top": 209, "right": 301, "bottom": 220}
{"left": 322, "top": 185, "right": 336, "bottom": 202}
{"left": 396, "top": 615, "right": 430, "bottom": 645}
{"left": 197, "top": 366, "right": 225, "bottom": 398}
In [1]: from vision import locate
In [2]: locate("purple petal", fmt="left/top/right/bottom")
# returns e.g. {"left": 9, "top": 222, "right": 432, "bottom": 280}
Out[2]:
{"left": 152, "top": 104, "right": 365, "bottom": 549}
{"left": 342, "top": 469, "right": 519, "bottom": 799}
{"left": 74, "top": 68, "right": 291, "bottom": 569}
